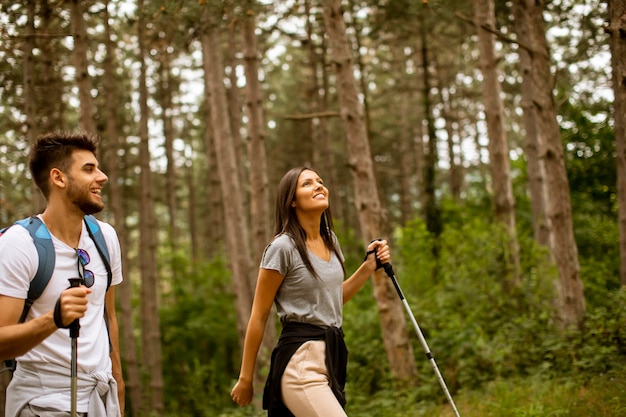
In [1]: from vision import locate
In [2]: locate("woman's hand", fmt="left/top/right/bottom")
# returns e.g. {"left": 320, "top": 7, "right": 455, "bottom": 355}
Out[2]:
{"left": 231, "top": 378, "right": 253, "bottom": 406}
{"left": 364, "top": 239, "right": 391, "bottom": 272}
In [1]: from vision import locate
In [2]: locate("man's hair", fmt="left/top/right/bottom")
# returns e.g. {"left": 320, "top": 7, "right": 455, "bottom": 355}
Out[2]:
{"left": 29, "top": 131, "right": 100, "bottom": 198}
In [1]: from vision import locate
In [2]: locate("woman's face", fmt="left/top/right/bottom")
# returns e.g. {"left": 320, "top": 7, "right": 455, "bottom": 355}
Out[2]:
{"left": 292, "top": 169, "right": 329, "bottom": 213}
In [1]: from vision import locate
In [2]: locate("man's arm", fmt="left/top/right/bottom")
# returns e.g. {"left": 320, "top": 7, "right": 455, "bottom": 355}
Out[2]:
{"left": 0, "top": 289, "right": 91, "bottom": 361}
{"left": 106, "top": 287, "right": 125, "bottom": 415}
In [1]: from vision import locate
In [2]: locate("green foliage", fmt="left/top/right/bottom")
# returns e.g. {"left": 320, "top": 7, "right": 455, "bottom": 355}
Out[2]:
{"left": 160, "top": 250, "right": 240, "bottom": 416}
{"left": 338, "top": 204, "right": 626, "bottom": 413}
{"left": 561, "top": 98, "right": 616, "bottom": 218}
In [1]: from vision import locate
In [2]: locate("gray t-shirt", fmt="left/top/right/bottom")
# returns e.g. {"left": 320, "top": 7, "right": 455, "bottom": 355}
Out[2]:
{"left": 261, "top": 233, "right": 345, "bottom": 328}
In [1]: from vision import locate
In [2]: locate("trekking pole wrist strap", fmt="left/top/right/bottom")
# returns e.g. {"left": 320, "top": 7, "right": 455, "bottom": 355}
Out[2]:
{"left": 53, "top": 296, "right": 71, "bottom": 329}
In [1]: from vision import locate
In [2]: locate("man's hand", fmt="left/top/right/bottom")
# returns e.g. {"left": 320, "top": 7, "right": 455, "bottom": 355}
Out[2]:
{"left": 54, "top": 286, "right": 91, "bottom": 328}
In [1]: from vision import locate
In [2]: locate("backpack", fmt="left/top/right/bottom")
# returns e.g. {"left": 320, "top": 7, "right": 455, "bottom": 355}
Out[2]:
{"left": 0, "top": 214, "right": 112, "bottom": 374}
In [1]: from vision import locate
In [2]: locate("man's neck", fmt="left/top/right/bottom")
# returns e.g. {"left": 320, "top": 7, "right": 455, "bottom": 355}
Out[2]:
{"left": 40, "top": 205, "right": 84, "bottom": 248}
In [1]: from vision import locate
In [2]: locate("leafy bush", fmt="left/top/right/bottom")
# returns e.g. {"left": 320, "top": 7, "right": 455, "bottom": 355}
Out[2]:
{"left": 160, "top": 250, "right": 240, "bottom": 416}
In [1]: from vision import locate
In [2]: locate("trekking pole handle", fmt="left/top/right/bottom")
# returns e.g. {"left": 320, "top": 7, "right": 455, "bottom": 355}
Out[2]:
{"left": 68, "top": 278, "right": 82, "bottom": 338}
{"left": 369, "top": 239, "right": 403, "bottom": 299}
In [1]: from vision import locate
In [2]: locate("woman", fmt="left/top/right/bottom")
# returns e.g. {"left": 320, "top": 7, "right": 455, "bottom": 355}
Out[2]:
{"left": 231, "top": 167, "right": 390, "bottom": 417}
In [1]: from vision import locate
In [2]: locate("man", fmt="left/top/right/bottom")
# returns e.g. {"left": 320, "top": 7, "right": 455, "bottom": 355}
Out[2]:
{"left": 0, "top": 131, "right": 124, "bottom": 417}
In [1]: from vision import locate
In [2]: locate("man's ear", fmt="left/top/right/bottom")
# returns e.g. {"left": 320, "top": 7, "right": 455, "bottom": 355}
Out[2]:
{"left": 50, "top": 168, "right": 67, "bottom": 189}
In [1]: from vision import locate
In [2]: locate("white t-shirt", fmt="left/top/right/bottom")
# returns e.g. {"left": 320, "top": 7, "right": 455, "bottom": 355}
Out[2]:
{"left": 0, "top": 216, "right": 123, "bottom": 412}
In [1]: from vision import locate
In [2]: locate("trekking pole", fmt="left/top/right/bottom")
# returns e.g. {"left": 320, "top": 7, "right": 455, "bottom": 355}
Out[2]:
{"left": 379, "top": 261, "right": 462, "bottom": 417}
{"left": 68, "top": 278, "right": 82, "bottom": 417}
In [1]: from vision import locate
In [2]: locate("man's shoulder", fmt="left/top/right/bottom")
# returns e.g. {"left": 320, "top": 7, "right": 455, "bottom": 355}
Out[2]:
{"left": 0, "top": 221, "right": 36, "bottom": 244}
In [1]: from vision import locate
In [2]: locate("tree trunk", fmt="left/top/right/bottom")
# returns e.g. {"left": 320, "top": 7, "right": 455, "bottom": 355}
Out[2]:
{"left": 241, "top": 3, "right": 277, "bottom": 401}
{"left": 158, "top": 52, "right": 178, "bottom": 249}
{"left": 346, "top": 0, "right": 372, "bottom": 140}
{"left": 186, "top": 147, "right": 199, "bottom": 263}
{"left": 434, "top": 63, "right": 463, "bottom": 205}
{"left": 304, "top": 0, "right": 345, "bottom": 232}
{"left": 23, "top": 0, "right": 43, "bottom": 212}
{"left": 321, "top": 0, "right": 417, "bottom": 381}
{"left": 202, "top": 108, "right": 225, "bottom": 259}
{"left": 399, "top": 87, "right": 414, "bottom": 225}
{"left": 201, "top": 13, "right": 255, "bottom": 343}
{"left": 419, "top": 9, "right": 442, "bottom": 239}
{"left": 412, "top": 99, "right": 427, "bottom": 215}
{"left": 225, "top": 20, "right": 247, "bottom": 194}
{"left": 137, "top": 1, "right": 164, "bottom": 414}
{"left": 102, "top": 2, "right": 140, "bottom": 414}
{"left": 608, "top": 0, "right": 626, "bottom": 287}
{"left": 242, "top": 7, "right": 270, "bottom": 262}
{"left": 38, "top": 1, "right": 64, "bottom": 135}
{"left": 512, "top": 0, "right": 551, "bottom": 248}
{"left": 475, "top": 0, "right": 521, "bottom": 287}
{"left": 69, "top": 0, "right": 96, "bottom": 134}
{"left": 513, "top": 0, "right": 585, "bottom": 327}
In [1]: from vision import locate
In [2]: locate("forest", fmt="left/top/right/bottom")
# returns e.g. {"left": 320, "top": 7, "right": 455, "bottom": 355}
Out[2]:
{"left": 0, "top": 0, "right": 625, "bottom": 416}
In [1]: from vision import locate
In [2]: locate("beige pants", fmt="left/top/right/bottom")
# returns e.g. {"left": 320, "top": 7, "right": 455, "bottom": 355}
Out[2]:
{"left": 281, "top": 340, "right": 348, "bottom": 417}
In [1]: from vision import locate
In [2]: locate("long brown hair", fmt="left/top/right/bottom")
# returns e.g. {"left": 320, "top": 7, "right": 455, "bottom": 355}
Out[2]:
{"left": 273, "top": 167, "right": 345, "bottom": 278}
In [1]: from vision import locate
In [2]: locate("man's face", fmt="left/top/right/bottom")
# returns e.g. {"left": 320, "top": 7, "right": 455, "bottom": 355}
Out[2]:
{"left": 65, "top": 149, "right": 108, "bottom": 215}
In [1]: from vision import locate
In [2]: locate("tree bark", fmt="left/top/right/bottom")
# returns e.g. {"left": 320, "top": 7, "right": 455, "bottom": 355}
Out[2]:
{"left": 433, "top": 59, "right": 463, "bottom": 204}
{"left": 321, "top": 0, "right": 417, "bottom": 381}
{"left": 102, "top": 2, "right": 140, "bottom": 414}
{"left": 608, "top": 0, "right": 626, "bottom": 286}
{"left": 303, "top": 0, "right": 345, "bottom": 231}
{"left": 201, "top": 12, "right": 255, "bottom": 344}
{"left": 513, "top": 0, "right": 551, "bottom": 248}
{"left": 23, "top": 0, "right": 43, "bottom": 212}
{"left": 513, "top": 0, "right": 585, "bottom": 327}
{"left": 419, "top": 9, "right": 442, "bottom": 239}
{"left": 137, "top": 1, "right": 164, "bottom": 414}
{"left": 225, "top": 20, "right": 247, "bottom": 194}
{"left": 38, "top": 2, "right": 64, "bottom": 135}
{"left": 475, "top": 0, "right": 521, "bottom": 287}
{"left": 69, "top": 0, "right": 96, "bottom": 134}
{"left": 157, "top": 50, "right": 178, "bottom": 249}
{"left": 242, "top": 7, "right": 270, "bottom": 262}
{"left": 241, "top": 2, "right": 277, "bottom": 400}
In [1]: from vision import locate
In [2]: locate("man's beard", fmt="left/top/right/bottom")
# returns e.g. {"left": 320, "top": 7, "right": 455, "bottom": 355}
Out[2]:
{"left": 67, "top": 181, "right": 104, "bottom": 215}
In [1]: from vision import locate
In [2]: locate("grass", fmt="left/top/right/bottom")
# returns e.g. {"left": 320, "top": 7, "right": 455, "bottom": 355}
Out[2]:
{"left": 217, "top": 368, "right": 626, "bottom": 417}
{"left": 457, "top": 370, "right": 626, "bottom": 417}
{"left": 372, "top": 369, "right": 626, "bottom": 417}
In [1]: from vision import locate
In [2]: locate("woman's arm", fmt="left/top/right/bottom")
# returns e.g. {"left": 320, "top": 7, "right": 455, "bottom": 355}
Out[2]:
{"left": 342, "top": 239, "right": 390, "bottom": 304}
{"left": 231, "top": 268, "right": 284, "bottom": 406}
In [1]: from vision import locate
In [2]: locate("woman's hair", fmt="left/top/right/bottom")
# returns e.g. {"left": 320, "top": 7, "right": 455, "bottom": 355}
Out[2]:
{"left": 273, "top": 167, "right": 345, "bottom": 278}
{"left": 29, "top": 131, "right": 99, "bottom": 199}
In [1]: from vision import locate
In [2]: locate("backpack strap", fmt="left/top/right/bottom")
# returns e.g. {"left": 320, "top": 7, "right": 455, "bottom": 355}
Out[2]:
{"left": 83, "top": 214, "right": 114, "bottom": 352}
{"left": 13, "top": 217, "right": 55, "bottom": 323}
{"left": 83, "top": 215, "right": 112, "bottom": 290}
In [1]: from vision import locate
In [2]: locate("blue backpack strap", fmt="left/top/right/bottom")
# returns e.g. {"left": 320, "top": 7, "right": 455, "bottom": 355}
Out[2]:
{"left": 83, "top": 215, "right": 112, "bottom": 290}
{"left": 83, "top": 215, "right": 114, "bottom": 353}
{"left": 14, "top": 217, "right": 55, "bottom": 323}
